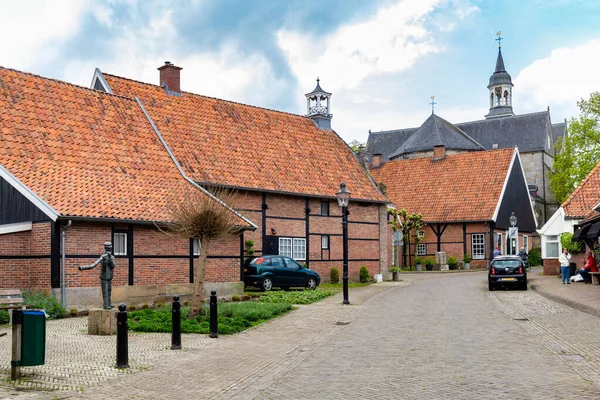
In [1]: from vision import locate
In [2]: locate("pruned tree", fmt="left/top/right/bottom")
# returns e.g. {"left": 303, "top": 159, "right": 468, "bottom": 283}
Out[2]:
{"left": 550, "top": 92, "right": 600, "bottom": 203}
{"left": 387, "top": 208, "right": 425, "bottom": 270}
{"left": 163, "top": 186, "right": 241, "bottom": 318}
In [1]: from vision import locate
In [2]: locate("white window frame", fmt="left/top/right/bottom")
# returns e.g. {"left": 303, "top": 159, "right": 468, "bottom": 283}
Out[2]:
{"left": 193, "top": 239, "right": 201, "bottom": 256}
{"left": 321, "top": 235, "right": 329, "bottom": 250}
{"left": 472, "top": 233, "right": 485, "bottom": 259}
{"left": 113, "top": 232, "right": 127, "bottom": 256}
{"left": 417, "top": 243, "right": 426, "bottom": 256}
{"left": 279, "top": 238, "right": 292, "bottom": 258}
{"left": 279, "top": 237, "right": 306, "bottom": 260}
{"left": 523, "top": 235, "right": 528, "bottom": 251}
{"left": 495, "top": 232, "right": 502, "bottom": 251}
{"left": 545, "top": 235, "right": 559, "bottom": 258}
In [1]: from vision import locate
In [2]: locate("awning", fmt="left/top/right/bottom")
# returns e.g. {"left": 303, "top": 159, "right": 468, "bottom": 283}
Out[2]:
{"left": 586, "top": 222, "right": 600, "bottom": 239}
{"left": 572, "top": 224, "right": 591, "bottom": 242}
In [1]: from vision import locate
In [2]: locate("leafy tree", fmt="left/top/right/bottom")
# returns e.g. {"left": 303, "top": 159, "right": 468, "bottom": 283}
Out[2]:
{"left": 348, "top": 139, "right": 366, "bottom": 153}
{"left": 387, "top": 208, "right": 425, "bottom": 270}
{"left": 163, "top": 187, "right": 241, "bottom": 318}
{"left": 550, "top": 92, "right": 600, "bottom": 203}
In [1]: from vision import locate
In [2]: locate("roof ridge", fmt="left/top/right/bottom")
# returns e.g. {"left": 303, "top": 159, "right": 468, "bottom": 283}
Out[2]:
{"left": 562, "top": 160, "right": 600, "bottom": 209}
{"left": 383, "top": 147, "right": 513, "bottom": 167}
{"left": 456, "top": 111, "right": 550, "bottom": 126}
{"left": 103, "top": 72, "right": 312, "bottom": 121}
{"left": 0, "top": 66, "right": 137, "bottom": 103}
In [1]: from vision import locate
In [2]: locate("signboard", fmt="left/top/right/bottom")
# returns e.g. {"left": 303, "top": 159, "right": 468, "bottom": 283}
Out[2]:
{"left": 508, "top": 227, "right": 518, "bottom": 238}
{"left": 393, "top": 231, "right": 403, "bottom": 246}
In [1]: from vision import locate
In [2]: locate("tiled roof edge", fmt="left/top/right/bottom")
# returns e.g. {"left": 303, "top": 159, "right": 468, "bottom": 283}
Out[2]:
{"left": 104, "top": 72, "right": 313, "bottom": 121}
{"left": 0, "top": 66, "right": 136, "bottom": 103}
{"left": 134, "top": 98, "right": 257, "bottom": 230}
{"left": 562, "top": 160, "right": 600, "bottom": 212}
{"left": 456, "top": 110, "right": 550, "bottom": 127}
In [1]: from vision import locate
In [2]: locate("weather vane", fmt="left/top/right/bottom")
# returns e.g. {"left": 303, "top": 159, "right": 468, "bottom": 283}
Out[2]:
{"left": 429, "top": 96, "right": 437, "bottom": 114}
{"left": 496, "top": 31, "right": 503, "bottom": 48}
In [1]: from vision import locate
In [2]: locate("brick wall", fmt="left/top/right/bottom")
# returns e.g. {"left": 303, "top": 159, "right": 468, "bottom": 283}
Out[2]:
{"left": 543, "top": 258, "right": 560, "bottom": 276}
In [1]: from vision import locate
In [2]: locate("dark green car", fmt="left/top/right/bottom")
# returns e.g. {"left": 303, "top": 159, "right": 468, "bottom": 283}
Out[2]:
{"left": 243, "top": 256, "right": 321, "bottom": 291}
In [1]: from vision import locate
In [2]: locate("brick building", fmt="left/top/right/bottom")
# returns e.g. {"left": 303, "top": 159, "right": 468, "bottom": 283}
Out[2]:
{"left": 369, "top": 147, "right": 537, "bottom": 268}
{"left": 0, "top": 64, "right": 388, "bottom": 308}
{"left": 366, "top": 44, "right": 565, "bottom": 229}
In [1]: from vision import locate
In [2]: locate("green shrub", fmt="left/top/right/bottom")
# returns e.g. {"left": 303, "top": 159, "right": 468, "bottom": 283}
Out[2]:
{"left": 245, "top": 239, "right": 255, "bottom": 256}
{"left": 256, "top": 289, "right": 334, "bottom": 305}
{"left": 463, "top": 254, "right": 472, "bottom": 263}
{"left": 23, "top": 291, "right": 64, "bottom": 319}
{"left": 142, "top": 303, "right": 149, "bottom": 310}
{"left": 359, "top": 266, "right": 370, "bottom": 283}
{"left": 241, "top": 295, "right": 251, "bottom": 301}
{"left": 128, "top": 302, "right": 294, "bottom": 334}
{"left": 528, "top": 248, "right": 542, "bottom": 266}
{"left": 560, "top": 232, "right": 584, "bottom": 253}
{"left": 69, "top": 308, "right": 78, "bottom": 317}
{"left": 129, "top": 305, "right": 137, "bottom": 311}
{"left": 155, "top": 302, "right": 165, "bottom": 308}
{"left": 447, "top": 256, "right": 458, "bottom": 270}
{"left": 414, "top": 257, "right": 425, "bottom": 265}
{"left": 0, "top": 310, "right": 9, "bottom": 325}
{"left": 231, "top": 295, "right": 241, "bottom": 302}
{"left": 330, "top": 267, "right": 340, "bottom": 284}
{"left": 424, "top": 257, "right": 434, "bottom": 266}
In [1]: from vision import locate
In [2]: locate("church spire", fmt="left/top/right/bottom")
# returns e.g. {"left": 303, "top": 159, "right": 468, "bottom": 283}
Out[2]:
{"left": 485, "top": 32, "right": 514, "bottom": 119}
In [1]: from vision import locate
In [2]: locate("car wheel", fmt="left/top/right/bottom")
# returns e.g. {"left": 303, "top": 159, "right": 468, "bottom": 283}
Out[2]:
{"left": 521, "top": 282, "right": 528, "bottom": 291}
{"left": 307, "top": 277, "right": 318, "bottom": 290}
{"left": 261, "top": 277, "right": 273, "bottom": 292}
{"left": 488, "top": 282, "right": 494, "bottom": 291}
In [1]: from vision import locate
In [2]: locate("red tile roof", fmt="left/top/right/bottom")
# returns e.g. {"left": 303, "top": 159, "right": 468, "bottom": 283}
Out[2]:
{"left": 369, "top": 149, "right": 515, "bottom": 222}
{"left": 562, "top": 161, "right": 600, "bottom": 219}
{"left": 102, "top": 74, "right": 386, "bottom": 203}
{"left": 0, "top": 67, "right": 252, "bottom": 227}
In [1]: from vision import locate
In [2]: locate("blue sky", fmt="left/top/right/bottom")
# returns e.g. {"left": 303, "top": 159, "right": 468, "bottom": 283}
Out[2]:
{"left": 2, "top": 0, "right": 600, "bottom": 143}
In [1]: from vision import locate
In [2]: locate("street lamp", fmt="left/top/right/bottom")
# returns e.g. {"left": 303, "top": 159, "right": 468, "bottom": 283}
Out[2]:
{"left": 336, "top": 182, "right": 351, "bottom": 305}
{"left": 509, "top": 212, "right": 517, "bottom": 227}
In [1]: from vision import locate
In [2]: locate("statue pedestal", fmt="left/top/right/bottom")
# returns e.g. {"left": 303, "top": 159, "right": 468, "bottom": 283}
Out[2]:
{"left": 88, "top": 308, "right": 118, "bottom": 335}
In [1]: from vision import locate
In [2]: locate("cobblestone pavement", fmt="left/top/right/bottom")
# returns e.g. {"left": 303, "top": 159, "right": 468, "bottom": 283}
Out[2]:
{"left": 1, "top": 271, "right": 599, "bottom": 399}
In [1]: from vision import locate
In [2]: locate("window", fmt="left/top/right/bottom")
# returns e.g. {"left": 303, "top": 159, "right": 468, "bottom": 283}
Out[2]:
{"left": 523, "top": 235, "right": 528, "bottom": 251}
{"left": 113, "top": 232, "right": 127, "bottom": 256}
{"left": 417, "top": 243, "right": 426, "bottom": 256}
{"left": 320, "top": 201, "right": 329, "bottom": 216}
{"left": 279, "top": 238, "right": 292, "bottom": 258}
{"left": 494, "top": 233, "right": 502, "bottom": 251}
{"left": 193, "top": 239, "right": 201, "bottom": 256}
{"left": 321, "top": 235, "right": 329, "bottom": 250}
{"left": 546, "top": 235, "right": 559, "bottom": 258}
{"left": 279, "top": 237, "right": 306, "bottom": 260}
{"left": 472, "top": 234, "right": 485, "bottom": 259}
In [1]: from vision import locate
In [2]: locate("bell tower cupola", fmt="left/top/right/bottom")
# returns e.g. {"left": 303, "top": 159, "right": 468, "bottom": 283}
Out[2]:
{"left": 485, "top": 32, "right": 514, "bottom": 119}
{"left": 305, "top": 77, "right": 332, "bottom": 130}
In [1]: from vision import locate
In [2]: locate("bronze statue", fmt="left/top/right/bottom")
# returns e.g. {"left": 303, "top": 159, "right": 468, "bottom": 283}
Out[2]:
{"left": 79, "top": 241, "right": 116, "bottom": 310}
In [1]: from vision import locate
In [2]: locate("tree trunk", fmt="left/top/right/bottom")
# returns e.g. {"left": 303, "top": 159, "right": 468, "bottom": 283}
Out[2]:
{"left": 189, "top": 238, "right": 209, "bottom": 318}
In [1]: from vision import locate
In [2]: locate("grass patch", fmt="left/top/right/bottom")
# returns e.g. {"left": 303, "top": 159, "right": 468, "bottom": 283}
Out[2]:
{"left": 254, "top": 289, "right": 334, "bottom": 304}
{"left": 128, "top": 302, "right": 294, "bottom": 335}
{"left": 318, "top": 282, "right": 371, "bottom": 292}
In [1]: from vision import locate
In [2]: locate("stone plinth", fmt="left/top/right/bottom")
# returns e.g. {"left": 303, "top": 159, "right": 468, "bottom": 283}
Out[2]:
{"left": 88, "top": 308, "right": 118, "bottom": 335}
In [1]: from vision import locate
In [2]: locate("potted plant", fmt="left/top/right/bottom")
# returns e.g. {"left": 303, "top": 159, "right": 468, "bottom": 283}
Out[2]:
{"left": 425, "top": 257, "right": 434, "bottom": 271}
{"left": 463, "top": 254, "right": 472, "bottom": 270}
{"left": 389, "top": 267, "right": 400, "bottom": 281}
{"left": 414, "top": 257, "right": 424, "bottom": 271}
{"left": 448, "top": 256, "right": 458, "bottom": 270}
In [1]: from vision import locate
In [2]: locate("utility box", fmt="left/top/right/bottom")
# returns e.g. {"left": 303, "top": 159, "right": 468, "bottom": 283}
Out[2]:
{"left": 21, "top": 310, "right": 46, "bottom": 366}
{"left": 436, "top": 252, "right": 447, "bottom": 265}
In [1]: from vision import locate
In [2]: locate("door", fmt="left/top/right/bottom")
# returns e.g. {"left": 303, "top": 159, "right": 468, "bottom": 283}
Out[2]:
{"left": 269, "top": 256, "right": 286, "bottom": 285}
{"left": 264, "top": 236, "right": 279, "bottom": 255}
{"left": 283, "top": 257, "right": 305, "bottom": 285}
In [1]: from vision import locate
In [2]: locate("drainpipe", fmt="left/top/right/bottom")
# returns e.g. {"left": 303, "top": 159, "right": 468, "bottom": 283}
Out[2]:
{"left": 61, "top": 220, "right": 72, "bottom": 309}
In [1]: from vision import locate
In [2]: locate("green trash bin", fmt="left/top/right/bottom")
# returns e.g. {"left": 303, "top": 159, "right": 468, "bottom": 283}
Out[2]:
{"left": 21, "top": 310, "right": 46, "bottom": 366}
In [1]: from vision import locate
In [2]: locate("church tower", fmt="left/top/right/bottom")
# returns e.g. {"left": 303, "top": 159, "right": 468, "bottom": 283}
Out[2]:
{"left": 305, "top": 78, "right": 332, "bottom": 130}
{"left": 485, "top": 33, "right": 514, "bottom": 119}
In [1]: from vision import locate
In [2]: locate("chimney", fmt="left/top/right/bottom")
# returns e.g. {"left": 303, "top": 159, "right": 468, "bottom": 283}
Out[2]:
{"left": 433, "top": 145, "right": 446, "bottom": 160}
{"left": 371, "top": 153, "right": 383, "bottom": 168}
{"left": 158, "top": 61, "right": 183, "bottom": 94}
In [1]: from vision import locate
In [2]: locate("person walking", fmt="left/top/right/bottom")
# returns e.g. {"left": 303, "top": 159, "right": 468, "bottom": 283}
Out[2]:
{"left": 493, "top": 247, "right": 502, "bottom": 258}
{"left": 559, "top": 247, "right": 572, "bottom": 284}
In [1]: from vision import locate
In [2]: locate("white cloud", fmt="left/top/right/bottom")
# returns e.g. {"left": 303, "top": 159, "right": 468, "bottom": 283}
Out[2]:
{"left": 515, "top": 39, "right": 600, "bottom": 122}
{"left": 277, "top": 0, "right": 442, "bottom": 93}
{"left": 0, "top": 0, "right": 92, "bottom": 70}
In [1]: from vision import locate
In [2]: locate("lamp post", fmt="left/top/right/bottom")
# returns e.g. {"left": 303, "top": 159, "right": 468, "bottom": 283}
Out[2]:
{"left": 336, "top": 182, "right": 351, "bottom": 305}
{"left": 510, "top": 212, "right": 517, "bottom": 227}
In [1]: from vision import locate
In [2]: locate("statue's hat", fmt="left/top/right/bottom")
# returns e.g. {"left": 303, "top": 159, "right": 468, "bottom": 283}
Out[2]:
{"left": 103, "top": 241, "right": 113, "bottom": 248}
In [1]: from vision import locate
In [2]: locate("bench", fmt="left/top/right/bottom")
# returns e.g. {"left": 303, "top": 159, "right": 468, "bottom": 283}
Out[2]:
{"left": 0, "top": 289, "right": 27, "bottom": 310}
{"left": 589, "top": 272, "right": 600, "bottom": 285}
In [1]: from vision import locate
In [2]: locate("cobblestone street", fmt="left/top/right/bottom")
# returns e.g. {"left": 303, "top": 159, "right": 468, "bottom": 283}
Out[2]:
{"left": 1, "top": 271, "right": 599, "bottom": 399}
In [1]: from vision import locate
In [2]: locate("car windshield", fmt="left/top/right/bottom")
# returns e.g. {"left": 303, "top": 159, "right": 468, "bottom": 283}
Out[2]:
{"left": 493, "top": 260, "right": 520, "bottom": 268}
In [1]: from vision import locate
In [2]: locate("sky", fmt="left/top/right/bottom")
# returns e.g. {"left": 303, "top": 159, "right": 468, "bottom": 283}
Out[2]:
{"left": 1, "top": 0, "right": 600, "bottom": 144}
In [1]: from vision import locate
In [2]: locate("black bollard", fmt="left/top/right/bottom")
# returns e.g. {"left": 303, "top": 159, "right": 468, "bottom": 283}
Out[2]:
{"left": 116, "top": 303, "right": 129, "bottom": 368}
{"left": 171, "top": 295, "right": 182, "bottom": 350}
{"left": 209, "top": 290, "right": 218, "bottom": 338}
